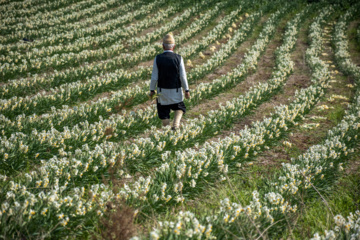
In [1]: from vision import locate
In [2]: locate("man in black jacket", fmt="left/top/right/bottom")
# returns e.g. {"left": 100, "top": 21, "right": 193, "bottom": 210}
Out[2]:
{"left": 150, "top": 33, "right": 190, "bottom": 130}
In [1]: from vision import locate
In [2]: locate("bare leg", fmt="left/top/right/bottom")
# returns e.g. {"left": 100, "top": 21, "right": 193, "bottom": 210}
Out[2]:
{"left": 172, "top": 110, "right": 183, "bottom": 130}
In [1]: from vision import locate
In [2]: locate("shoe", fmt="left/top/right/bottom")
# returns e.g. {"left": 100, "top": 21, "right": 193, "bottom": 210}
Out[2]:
{"left": 23, "top": 38, "right": 34, "bottom": 42}
{"left": 161, "top": 119, "right": 170, "bottom": 127}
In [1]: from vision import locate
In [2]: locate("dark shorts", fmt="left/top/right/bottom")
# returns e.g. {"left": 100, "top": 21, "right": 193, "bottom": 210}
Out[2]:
{"left": 157, "top": 101, "right": 186, "bottom": 119}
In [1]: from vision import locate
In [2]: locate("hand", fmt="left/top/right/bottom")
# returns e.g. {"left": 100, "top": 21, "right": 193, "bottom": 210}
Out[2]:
{"left": 185, "top": 91, "right": 190, "bottom": 99}
{"left": 149, "top": 91, "right": 155, "bottom": 98}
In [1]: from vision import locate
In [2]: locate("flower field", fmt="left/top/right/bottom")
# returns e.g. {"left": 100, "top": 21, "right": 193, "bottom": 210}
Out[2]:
{"left": 0, "top": 0, "right": 359, "bottom": 239}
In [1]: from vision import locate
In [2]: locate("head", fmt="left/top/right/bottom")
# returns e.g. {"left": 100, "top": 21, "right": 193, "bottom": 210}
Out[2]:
{"left": 163, "top": 33, "right": 175, "bottom": 51}
{"left": 162, "top": 43, "right": 175, "bottom": 51}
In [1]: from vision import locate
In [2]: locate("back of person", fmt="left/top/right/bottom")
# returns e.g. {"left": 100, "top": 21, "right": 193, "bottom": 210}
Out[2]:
{"left": 156, "top": 52, "right": 181, "bottom": 91}
{"left": 149, "top": 33, "right": 190, "bottom": 130}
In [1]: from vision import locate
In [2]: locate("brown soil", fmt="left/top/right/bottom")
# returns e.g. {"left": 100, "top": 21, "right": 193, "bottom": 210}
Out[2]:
{"left": 189, "top": 11, "right": 313, "bottom": 169}
{"left": 186, "top": 14, "right": 269, "bottom": 79}
{"left": 344, "top": 20, "right": 360, "bottom": 175}
{"left": 179, "top": 11, "right": 230, "bottom": 47}
{"left": 187, "top": 15, "right": 280, "bottom": 120}
{"left": 135, "top": 7, "right": 189, "bottom": 38}
{"left": 255, "top": 21, "right": 356, "bottom": 169}
{"left": 87, "top": 91, "right": 112, "bottom": 104}
{"left": 348, "top": 20, "right": 360, "bottom": 66}
{"left": 135, "top": 10, "right": 229, "bottom": 69}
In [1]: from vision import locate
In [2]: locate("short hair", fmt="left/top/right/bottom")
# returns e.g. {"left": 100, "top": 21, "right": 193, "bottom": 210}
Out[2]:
{"left": 163, "top": 43, "right": 175, "bottom": 50}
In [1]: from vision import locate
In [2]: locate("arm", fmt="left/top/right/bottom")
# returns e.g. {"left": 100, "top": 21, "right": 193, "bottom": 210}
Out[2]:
{"left": 179, "top": 57, "right": 190, "bottom": 99}
{"left": 150, "top": 56, "right": 158, "bottom": 97}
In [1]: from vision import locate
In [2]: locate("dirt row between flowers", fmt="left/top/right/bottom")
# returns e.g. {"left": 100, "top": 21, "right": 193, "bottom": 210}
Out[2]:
{"left": 136, "top": 9, "right": 234, "bottom": 69}
{"left": 185, "top": 14, "right": 287, "bottom": 120}
{"left": 348, "top": 19, "right": 360, "bottom": 69}
{"left": 186, "top": 15, "right": 269, "bottom": 85}
{"left": 186, "top": 11, "right": 312, "bottom": 146}
{"left": 253, "top": 20, "right": 356, "bottom": 172}
{"left": 344, "top": 18, "right": 360, "bottom": 176}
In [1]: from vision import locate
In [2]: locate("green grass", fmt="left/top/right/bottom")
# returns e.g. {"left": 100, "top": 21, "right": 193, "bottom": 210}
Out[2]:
{"left": 188, "top": 164, "right": 277, "bottom": 211}
{"left": 347, "top": 20, "right": 360, "bottom": 61}
{"left": 135, "top": 161, "right": 282, "bottom": 237}
{"left": 349, "top": 24, "right": 360, "bottom": 52}
{"left": 327, "top": 104, "right": 346, "bottom": 124}
{"left": 283, "top": 144, "right": 302, "bottom": 159}
{"left": 282, "top": 159, "right": 360, "bottom": 239}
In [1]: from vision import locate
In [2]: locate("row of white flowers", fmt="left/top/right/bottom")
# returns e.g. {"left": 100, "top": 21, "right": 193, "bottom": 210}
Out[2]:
{"left": 0, "top": 5, "right": 295, "bottom": 237}
{"left": 0, "top": 127, "right": 164, "bottom": 237}
{"left": 0, "top": 0, "right": 87, "bottom": 24}
{"left": 1, "top": 0, "right": 195, "bottom": 79}
{"left": 0, "top": 7, "right": 262, "bottom": 174}
{"left": 1, "top": 0, "right": 137, "bottom": 35}
{"left": 0, "top": 6, "right": 244, "bottom": 137}
{"left": 0, "top": 0, "right": 162, "bottom": 52}
{"left": 0, "top": 4, "right": 231, "bottom": 120}
{"left": 0, "top": 0, "right": 49, "bottom": 13}
{"left": 0, "top": 2, "right": 233, "bottom": 99}
{"left": 0, "top": 1, "right": 179, "bottom": 68}
{"left": 140, "top": 5, "right": 360, "bottom": 239}
{"left": 0, "top": 6, "right": 246, "bottom": 125}
{"left": 0, "top": 0, "right": 141, "bottom": 59}
{"left": 311, "top": 4, "right": 360, "bottom": 240}
{"left": 0, "top": 177, "right": 115, "bottom": 238}
{"left": 186, "top": 10, "right": 262, "bottom": 82}
{"left": 2, "top": 3, "right": 218, "bottom": 100}
{"left": 312, "top": 212, "right": 360, "bottom": 240}
{"left": 332, "top": 4, "right": 360, "bottom": 80}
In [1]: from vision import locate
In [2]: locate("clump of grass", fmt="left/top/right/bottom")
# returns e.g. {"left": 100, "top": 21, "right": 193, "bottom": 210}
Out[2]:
{"left": 327, "top": 104, "right": 345, "bottom": 124}
{"left": 282, "top": 163, "right": 360, "bottom": 239}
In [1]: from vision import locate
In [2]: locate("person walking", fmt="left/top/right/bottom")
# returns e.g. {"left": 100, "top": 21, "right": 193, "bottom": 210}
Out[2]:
{"left": 150, "top": 33, "right": 190, "bottom": 130}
